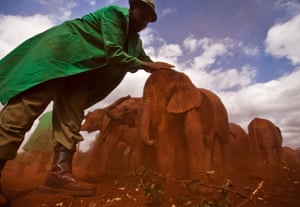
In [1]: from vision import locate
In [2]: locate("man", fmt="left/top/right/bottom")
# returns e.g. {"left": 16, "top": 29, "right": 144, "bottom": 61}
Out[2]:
{"left": 0, "top": 0, "right": 173, "bottom": 205}
{"left": 17, "top": 111, "right": 54, "bottom": 175}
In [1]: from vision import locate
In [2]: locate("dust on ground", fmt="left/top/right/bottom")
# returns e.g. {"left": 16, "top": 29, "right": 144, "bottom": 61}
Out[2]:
{"left": 2, "top": 153, "right": 300, "bottom": 207}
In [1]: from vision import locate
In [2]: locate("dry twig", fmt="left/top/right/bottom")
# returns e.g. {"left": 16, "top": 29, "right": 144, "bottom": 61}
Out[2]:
{"left": 236, "top": 180, "right": 265, "bottom": 207}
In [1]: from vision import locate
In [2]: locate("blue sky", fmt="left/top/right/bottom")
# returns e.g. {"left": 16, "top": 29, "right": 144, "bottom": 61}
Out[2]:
{"left": 1, "top": 0, "right": 300, "bottom": 150}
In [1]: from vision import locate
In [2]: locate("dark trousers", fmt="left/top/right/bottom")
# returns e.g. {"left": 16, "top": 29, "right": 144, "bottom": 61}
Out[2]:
{"left": 0, "top": 67, "right": 126, "bottom": 159}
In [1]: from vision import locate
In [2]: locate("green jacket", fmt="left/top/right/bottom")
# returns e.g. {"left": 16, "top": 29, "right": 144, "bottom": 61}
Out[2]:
{"left": 0, "top": 5, "right": 151, "bottom": 104}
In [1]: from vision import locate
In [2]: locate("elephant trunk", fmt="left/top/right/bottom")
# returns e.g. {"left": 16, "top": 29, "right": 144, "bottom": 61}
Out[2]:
{"left": 139, "top": 97, "right": 154, "bottom": 146}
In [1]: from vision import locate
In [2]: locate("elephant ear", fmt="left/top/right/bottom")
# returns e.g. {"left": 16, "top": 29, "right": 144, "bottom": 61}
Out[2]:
{"left": 167, "top": 83, "right": 203, "bottom": 114}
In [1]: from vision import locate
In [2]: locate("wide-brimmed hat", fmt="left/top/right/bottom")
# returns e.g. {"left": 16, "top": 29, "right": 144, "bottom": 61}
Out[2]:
{"left": 129, "top": 0, "right": 157, "bottom": 22}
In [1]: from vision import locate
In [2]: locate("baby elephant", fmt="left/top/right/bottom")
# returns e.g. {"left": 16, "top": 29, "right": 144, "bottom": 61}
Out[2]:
{"left": 81, "top": 96, "right": 141, "bottom": 178}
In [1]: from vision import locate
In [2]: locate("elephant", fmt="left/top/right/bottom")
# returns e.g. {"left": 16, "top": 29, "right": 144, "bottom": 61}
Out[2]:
{"left": 281, "top": 146, "right": 300, "bottom": 169}
{"left": 248, "top": 117, "right": 283, "bottom": 166}
{"left": 80, "top": 96, "right": 141, "bottom": 178}
{"left": 138, "top": 69, "right": 230, "bottom": 179}
{"left": 227, "top": 123, "right": 254, "bottom": 168}
{"left": 81, "top": 95, "right": 140, "bottom": 132}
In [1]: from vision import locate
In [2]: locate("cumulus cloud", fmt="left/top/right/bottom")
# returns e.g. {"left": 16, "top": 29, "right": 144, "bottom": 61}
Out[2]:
{"left": 221, "top": 69, "right": 300, "bottom": 147}
{"left": 140, "top": 28, "right": 156, "bottom": 46}
{"left": 107, "top": 0, "right": 122, "bottom": 4}
{"left": 0, "top": 14, "right": 54, "bottom": 58}
{"left": 265, "top": 14, "right": 300, "bottom": 65}
{"left": 38, "top": 0, "right": 77, "bottom": 21}
{"left": 161, "top": 8, "right": 178, "bottom": 17}
{"left": 87, "top": 0, "right": 96, "bottom": 6}
{"left": 156, "top": 43, "right": 182, "bottom": 64}
{"left": 238, "top": 42, "right": 260, "bottom": 57}
{"left": 183, "top": 35, "right": 198, "bottom": 52}
{"left": 276, "top": 0, "right": 300, "bottom": 17}
{"left": 183, "top": 36, "right": 233, "bottom": 69}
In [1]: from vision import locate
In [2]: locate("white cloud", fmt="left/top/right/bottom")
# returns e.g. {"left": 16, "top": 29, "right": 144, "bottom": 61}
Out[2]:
{"left": 157, "top": 43, "right": 182, "bottom": 64}
{"left": 87, "top": 0, "right": 96, "bottom": 6}
{"left": 58, "top": 1, "right": 77, "bottom": 20}
{"left": 221, "top": 69, "right": 300, "bottom": 147}
{"left": 183, "top": 35, "right": 198, "bottom": 52}
{"left": 265, "top": 14, "right": 300, "bottom": 65}
{"left": 238, "top": 42, "right": 260, "bottom": 57}
{"left": 38, "top": 0, "right": 77, "bottom": 21}
{"left": 108, "top": 0, "right": 121, "bottom": 4}
{"left": 276, "top": 0, "right": 300, "bottom": 17}
{"left": 0, "top": 14, "right": 54, "bottom": 58}
{"left": 161, "top": 8, "right": 177, "bottom": 17}
{"left": 91, "top": 70, "right": 150, "bottom": 109}
{"left": 183, "top": 36, "right": 233, "bottom": 69}
{"left": 184, "top": 65, "right": 256, "bottom": 92}
{"left": 140, "top": 28, "right": 156, "bottom": 46}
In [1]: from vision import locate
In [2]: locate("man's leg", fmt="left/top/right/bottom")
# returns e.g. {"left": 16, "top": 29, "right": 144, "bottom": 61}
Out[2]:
{"left": 0, "top": 87, "right": 53, "bottom": 159}
{"left": 0, "top": 80, "right": 56, "bottom": 206}
{"left": 42, "top": 68, "right": 126, "bottom": 196}
{"left": 42, "top": 73, "right": 96, "bottom": 196}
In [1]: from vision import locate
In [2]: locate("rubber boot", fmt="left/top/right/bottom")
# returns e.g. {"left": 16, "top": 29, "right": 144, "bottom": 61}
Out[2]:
{"left": 0, "top": 160, "right": 9, "bottom": 207}
{"left": 40, "top": 143, "right": 96, "bottom": 196}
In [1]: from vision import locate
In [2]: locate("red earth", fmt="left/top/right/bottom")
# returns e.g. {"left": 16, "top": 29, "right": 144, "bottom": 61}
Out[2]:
{"left": 2, "top": 152, "right": 300, "bottom": 207}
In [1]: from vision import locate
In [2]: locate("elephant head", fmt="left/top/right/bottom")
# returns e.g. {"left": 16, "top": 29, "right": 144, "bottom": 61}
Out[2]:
{"left": 81, "top": 95, "right": 141, "bottom": 132}
{"left": 139, "top": 69, "right": 203, "bottom": 146}
{"left": 81, "top": 109, "right": 110, "bottom": 132}
{"left": 105, "top": 96, "right": 142, "bottom": 128}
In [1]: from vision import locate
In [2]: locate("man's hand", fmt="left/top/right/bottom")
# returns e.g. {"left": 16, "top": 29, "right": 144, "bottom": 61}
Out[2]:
{"left": 141, "top": 61, "right": 175, "bottom": 73}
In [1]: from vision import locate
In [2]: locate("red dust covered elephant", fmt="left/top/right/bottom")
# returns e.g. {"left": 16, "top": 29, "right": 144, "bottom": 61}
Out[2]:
{"left": 248, "top": 117, "right": 282, "bottom": 166}
{"left": 81, "top": 96, "right": 141, "bottom": 177}
{"left": 227, "top": 123, "right": 254, "bottom": 168}
{"left": 138, "top": 69, "right": 230, "bottom": 179}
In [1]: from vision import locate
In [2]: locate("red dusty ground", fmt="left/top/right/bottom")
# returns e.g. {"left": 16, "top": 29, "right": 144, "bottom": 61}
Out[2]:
{"left": 2, "top": 154, "right": 300, "bottom": 207}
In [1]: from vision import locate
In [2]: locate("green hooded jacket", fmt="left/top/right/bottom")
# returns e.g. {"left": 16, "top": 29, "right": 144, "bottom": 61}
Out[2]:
{"left": 0, "top": 5, "right": 151, "bottom": 104}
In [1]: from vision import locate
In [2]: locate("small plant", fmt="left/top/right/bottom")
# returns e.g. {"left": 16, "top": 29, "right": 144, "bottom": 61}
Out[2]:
{"left": 209, "top": 179, "right": 233, "bottom": 207}
{"left": 144, "top": 181, "right": 164, "bottom": 204}
{"left": 135, "top": 167, "right": 166, "bottom": 204}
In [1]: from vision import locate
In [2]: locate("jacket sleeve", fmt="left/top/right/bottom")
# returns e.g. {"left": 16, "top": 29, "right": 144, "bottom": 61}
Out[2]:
{"left": 100, "top": 7, "right": 143, "bottom": 72}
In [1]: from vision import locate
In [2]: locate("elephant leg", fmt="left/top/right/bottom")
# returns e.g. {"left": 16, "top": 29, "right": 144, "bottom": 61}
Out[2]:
{"left": 156, "top": 134, "right": 175, "bottom": 177}
{"left": 269, "top": 145, "right": 280, "bottom": 165}
{"left": 95, "top": 133, "right": 119, "bottom": 175}
{"left": 219, "top": 139, "right": 234, "bottom": 172}
{"left": 108, "top": 141, "right": 128, "bottom": 173}
{"left": 184, "top": 111, "right": 204, "bottom": 179}
{"left": 258, "top": 145, "right": 267, "bottom": 166}
{"left": 275, "top": 147, "right": 282, "bottom": 163}
{"left": 84, "top": 139, "right": 103, "bottom": 178}
{"left": 202, "top": 133, "right": 216, "bottom": 171}
{"left": 133, "top": 139, "right": 144, "bottom": 169}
